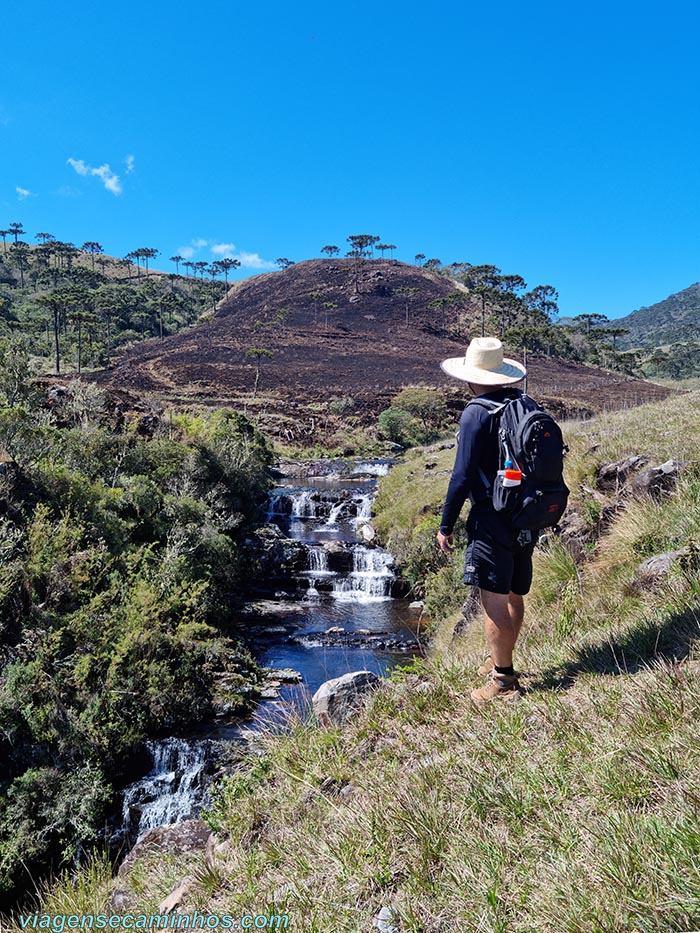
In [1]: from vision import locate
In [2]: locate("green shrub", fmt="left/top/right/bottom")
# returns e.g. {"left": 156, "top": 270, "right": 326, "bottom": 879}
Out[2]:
{"left": 378, "top": 407, "right": 418, "bottom": 446}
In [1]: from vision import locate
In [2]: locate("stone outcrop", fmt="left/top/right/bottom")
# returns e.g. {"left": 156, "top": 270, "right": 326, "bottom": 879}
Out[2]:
{"left": 118, "top": 819, "right": 212, "bottom": 878}
{"left": 628, "top": 549, "right": 687, "bottom": 594}
{"left": 312, "top": 670, "right": 382, "bottom": 726}
{"left": 629, "top": 459, "right": 681, "bottom": 499}
{"left": 595, "top": 455, "right": 648, "bottom": 492}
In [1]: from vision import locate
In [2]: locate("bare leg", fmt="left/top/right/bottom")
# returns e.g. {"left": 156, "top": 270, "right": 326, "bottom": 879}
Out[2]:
{"left": 508, "top": 592, "right": 524, "bottom": 645}
{"left": 480, "top": 589, "right": 518, "bottom": 669}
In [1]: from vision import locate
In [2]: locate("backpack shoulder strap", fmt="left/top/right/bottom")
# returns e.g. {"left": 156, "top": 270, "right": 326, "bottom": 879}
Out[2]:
{"left": 466, "top": 398, "right": 510, "bottom": 493}
{"left": 467, "top": 397, "right": 509, "bottom": 415}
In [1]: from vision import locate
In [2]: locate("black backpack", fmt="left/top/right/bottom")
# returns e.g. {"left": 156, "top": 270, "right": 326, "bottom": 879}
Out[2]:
{"left": 471, "top": 394, "right": 569, "bottom": 530}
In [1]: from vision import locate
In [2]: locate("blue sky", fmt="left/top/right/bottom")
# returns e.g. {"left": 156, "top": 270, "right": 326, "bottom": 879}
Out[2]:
{"left": 2, "top": 0, "right": 699, "bottom": 320}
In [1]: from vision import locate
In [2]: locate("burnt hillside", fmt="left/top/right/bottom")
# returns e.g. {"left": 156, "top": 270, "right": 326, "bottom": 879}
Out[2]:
{"left": 97, "top": 258, "right": 673, "bottom": 414}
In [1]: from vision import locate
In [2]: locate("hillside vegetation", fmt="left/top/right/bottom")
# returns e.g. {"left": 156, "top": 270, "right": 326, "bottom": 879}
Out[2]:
{"left": 615, "top": 282, "right": 700, "bottom": 379}
{"left": 617, "top": 282, "right": 700, "bottom": 348}
{"left": 0, "top": 232, "right": 227, "bottom": 376}
{"left": 0, "top": 221, "right": 678, "bottom": 441}
{"left": 0, "top": 344, "right": 273, "bottom": 903}
{"left": 25, "top": 391, "right": 700, "bottom": 932}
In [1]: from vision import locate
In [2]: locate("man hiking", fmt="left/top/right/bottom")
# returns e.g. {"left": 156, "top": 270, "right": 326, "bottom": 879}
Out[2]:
{"left": 436, "top": 336, "right": 532, "bottom": 704}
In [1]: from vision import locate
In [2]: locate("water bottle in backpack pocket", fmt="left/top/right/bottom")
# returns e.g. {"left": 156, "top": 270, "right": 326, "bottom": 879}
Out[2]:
{"left": 492, "top": 458, "right": 524, "bottom": 513}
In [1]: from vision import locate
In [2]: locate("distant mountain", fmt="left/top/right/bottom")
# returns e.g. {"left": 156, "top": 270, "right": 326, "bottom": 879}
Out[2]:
{"left": 617, "top": 283, "right": 700, "bottom": 349}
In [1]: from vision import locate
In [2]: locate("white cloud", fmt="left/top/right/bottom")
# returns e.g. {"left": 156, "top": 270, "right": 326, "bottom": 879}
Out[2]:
{"left": 237, "top": 251, "right": 276, "bottom": 270}
{"left": 211, "top": 242, "right": 237, "bottom": 257}
{"left": 124, "top": 154, "right": 135, "bottom": 173}
{"left": 210, "top": 243, "right": 275, "bottom": 269}
{"left": 67, "top": 157, "right": 122, "bottom": 195}
{"left": 176, "top": 238, "right": 209, "bottom": 259}
{"left": 16, "top": 187, "right": 31, "bottom": 200}
{"left": 176, "top": 239, "right": 273, "bottom": 271}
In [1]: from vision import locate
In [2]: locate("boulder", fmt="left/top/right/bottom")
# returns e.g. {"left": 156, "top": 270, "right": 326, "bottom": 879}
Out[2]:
{"left": 359, "top": 523, "right": 376, "bottom": 543}
{"left": 596, "top": 455, "right": 648, "bottom": 491}
{"left": 312, "top": 670, "right": 382, "bottom": 726}
{"left": 424, "top": 441, "right": 455, "bottom": 454}
{"left": 263, "top": 667, "right": 303, "bottom": 683}
{"left": 118, "top": 819, "right": 212, "bottom": 878}
{"left": 629, "top": 459, "right": 681, "bottom": 499}
{"left": 322, "top": 540, "right": 355, "bottom": 572}
{"left": 558, "top": 512, "right": 595, "bottom": 561}
{"left": 107, "top": 889, "right": 136, "bottom": 910}
{"left": 628, "top": 549, "right": 685, "bottom": 594}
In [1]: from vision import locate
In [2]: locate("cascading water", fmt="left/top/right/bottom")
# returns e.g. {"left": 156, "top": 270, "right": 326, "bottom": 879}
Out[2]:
{"left": 118, "top": 460, "right": 421, "bottom": 845}
{"left": 307, "top": 546, "right": 330, "bottom": 573}
{"left": 291, "top": 489, "right": 318, "bottom": 518}
{"left": 354, "top": 493, "right": 372, "bottom": 526}
{"left": 120, "top": 737, "right": 219, "bottom": 839}
{"left": 332, "top": 545, "right": 394, "bottom": 601}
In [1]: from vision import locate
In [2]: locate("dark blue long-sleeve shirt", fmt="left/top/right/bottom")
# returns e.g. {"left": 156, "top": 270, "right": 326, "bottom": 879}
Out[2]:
{"left": 439, "top": 387, "right": 522, "bottom": 534}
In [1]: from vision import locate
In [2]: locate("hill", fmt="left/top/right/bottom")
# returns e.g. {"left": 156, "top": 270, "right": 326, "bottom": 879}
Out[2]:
{"left": 616, "top": 282, "right": 700, "bottom": 349}
{"left": 29, "top": 391, "right": 700, "bottom": 929}
{"left": 97, "top": 258, "right": 673, "bottom": 435}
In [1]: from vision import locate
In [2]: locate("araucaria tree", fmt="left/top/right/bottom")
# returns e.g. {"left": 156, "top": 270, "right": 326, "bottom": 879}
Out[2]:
{"left": 395, "top": 287, "right": 419, "bottom": 326}
{"left": 81, "top": 241, "right": 104, "bottom": 271}
{"left": 217, "top": 257, "right": 241, "bottom": 291}
{"left": 321, "top": 245, "right": 340, "bottom": 257}
{"left": 8, "top": 222, "right": 25, "bottom": 243}
{"left": 346, "top": 235, "right": 380, "bottom": 258}
{"left": 246, "top": 348, "right": 274, "bottom": 398}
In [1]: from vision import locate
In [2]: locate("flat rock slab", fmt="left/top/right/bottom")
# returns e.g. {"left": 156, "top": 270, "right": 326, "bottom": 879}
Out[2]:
{"left": 119, "top": 819, "right": 212, "bottom": 878}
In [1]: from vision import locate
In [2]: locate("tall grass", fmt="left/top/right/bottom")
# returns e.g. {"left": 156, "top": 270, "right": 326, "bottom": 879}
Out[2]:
{"left": 13, "top": 392, "right": 700, "bottom": 932}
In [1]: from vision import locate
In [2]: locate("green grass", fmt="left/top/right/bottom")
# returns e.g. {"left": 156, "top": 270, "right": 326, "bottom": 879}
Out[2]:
{"left": 11, "top": 392, "right": 700, "bottom": 932}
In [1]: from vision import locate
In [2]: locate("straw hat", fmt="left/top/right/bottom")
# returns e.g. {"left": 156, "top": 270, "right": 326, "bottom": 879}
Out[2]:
{"left": 440, "top": 337, "right": 526, "bottom": 385}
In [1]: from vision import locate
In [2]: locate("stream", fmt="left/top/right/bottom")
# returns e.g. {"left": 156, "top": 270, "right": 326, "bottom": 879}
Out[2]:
{"left": 118, "top": 459, "right": 423, "bottom": 841}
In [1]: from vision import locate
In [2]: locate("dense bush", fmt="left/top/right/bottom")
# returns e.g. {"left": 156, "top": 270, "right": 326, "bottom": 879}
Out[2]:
{"left": 0, "top": 340, "right": 272, "bottom": 897}
{"left": 378, "top": 387, "right": 448, "bottom": 448}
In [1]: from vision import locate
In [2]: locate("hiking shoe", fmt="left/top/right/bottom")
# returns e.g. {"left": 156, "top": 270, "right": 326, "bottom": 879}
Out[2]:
{"left": 470, "top": 672, "right": 523, "bottom": 704}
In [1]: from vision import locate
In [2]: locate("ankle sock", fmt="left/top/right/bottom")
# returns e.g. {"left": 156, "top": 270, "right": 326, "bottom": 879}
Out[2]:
{"left": 494, "top": 664, "right": 515, "bottom": 677}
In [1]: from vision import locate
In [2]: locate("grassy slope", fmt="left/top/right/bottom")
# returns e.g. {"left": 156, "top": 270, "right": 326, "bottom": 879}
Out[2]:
{"left": 16, "top": 393, "right": 700, "bottom": 932}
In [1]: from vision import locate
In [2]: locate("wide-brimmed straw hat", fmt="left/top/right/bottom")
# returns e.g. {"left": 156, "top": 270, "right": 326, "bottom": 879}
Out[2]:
{"left": 440, "top": 337, "right": 526, "bottom": 385}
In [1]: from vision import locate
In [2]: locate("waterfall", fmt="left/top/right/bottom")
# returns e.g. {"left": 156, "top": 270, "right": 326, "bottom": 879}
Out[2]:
{"left": 324, "top": 500, "right": 346, "bottom": 527}
{"left": 307, "top": 546, "right": 330, "bottom": 573}
{"left": 332, "top": 545, "right": 394, "bottom": 602}
{"left": 115, "top": 459, "right": 415, "bottom": 848}
{"left": 265, "top": 491, "right": 292, "bottom": 521}
{"left": 291, "top": 489, "right": 317, "bottom": 518}
{"left": 121, "top": 737, "right": 216, "bottom": 838}
{"left": 354, "top": 493, "right": 372, "bottom": 525}
{"left": 350, "top": 462, "right": 390, "bottom": 477}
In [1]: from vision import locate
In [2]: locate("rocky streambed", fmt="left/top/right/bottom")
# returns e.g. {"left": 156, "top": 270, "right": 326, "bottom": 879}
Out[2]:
{"left": 116, "top": 458, "right": 424, "bottom": 842}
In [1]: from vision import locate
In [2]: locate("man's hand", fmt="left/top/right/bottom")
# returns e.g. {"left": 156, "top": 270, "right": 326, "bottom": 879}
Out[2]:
{"left": 436, "top": 530, "right": 454, "bottom": 554}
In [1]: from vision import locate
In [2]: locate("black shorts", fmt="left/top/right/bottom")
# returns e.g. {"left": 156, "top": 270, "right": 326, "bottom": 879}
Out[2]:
{"left": 463, "top": 505, "right": 536, "bottom": 596}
